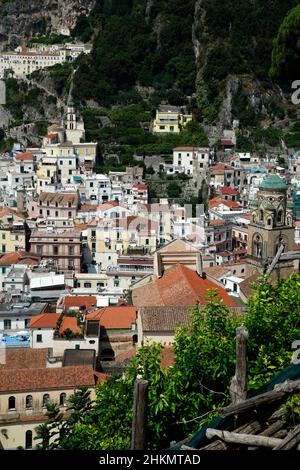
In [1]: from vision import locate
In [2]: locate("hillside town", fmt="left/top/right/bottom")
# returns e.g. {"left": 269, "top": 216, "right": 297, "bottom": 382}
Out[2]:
{"left": 0, "top": 92, "right": 300, "bottom": 449}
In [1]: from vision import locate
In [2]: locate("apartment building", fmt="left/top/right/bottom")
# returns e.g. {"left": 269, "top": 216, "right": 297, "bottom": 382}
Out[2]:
{"left": 29, "top": 229, "right": 81, "bottom": 273}
{"left": 0, "top": 208, "right": 28, "bottom": 254}
{"left": 34, "top": 191, "right": 79, "bottom": 227}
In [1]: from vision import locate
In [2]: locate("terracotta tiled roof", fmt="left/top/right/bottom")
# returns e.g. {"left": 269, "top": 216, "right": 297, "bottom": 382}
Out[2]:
{"left": 86, "top": 306, "right": 137, "bottom": 329}
{"left": 221, "top": 139, "right": 235, "bottom": 146}
{"left": 0, "top": 348, "right": 48, "bottom": 370}
{"left": 173, "top": 146, "right": 196, "bottom": 151}
{"left": 220, "top": 187, "right": 239, "bottom": 195}
{"left": 139, "top": 306, "right": 191, "bottom": 331}
{"left": 59, "top": 317, "right": 81, "bottom": 335}
{"left": 210, "top": 198, "right": 240, "bottom": 209}
{"left": 74, "top": 223, "right": 88, "bottom": 231}
{"left": 205, "top": 266, "right": 231, "bottom": 279}
{"left": 208, "top": 219, "right": 226, "bottom": 226}
{"left": 0, "top": 207, "right": 25, "bottom": 219}
{"left": 14, "top": 152, "right": 33, "bottom": 160}
{"left": 133, "top": 184, "right": 147, "bottom": 190}
{"left": 39, "top": 191, "right": 78, "bottom": 206}
{"left": 217, "top": 251, "right": 232, "bottom": 257}
{"left": 0, "top": 251, "right": 25, "bottom": 266}
{"left": 0, "top": 366, "right": 106, "bottom": 393}
{"left": 29, "top": 313, "right": 60, "bottom": 329}
{"left": 64, "top": 296, "right": 97, "bottom": 310}
{"left": 239, "top": 273, "right": 260, "bottom": 299}
{"left": 115, "top": 348, "right": 136, "bottom": 363}
{"left": 132, "top": 264, "right": 235, "bottom": 308}
{"left": 79, "top": 205, "right": 97, "bottom": 211}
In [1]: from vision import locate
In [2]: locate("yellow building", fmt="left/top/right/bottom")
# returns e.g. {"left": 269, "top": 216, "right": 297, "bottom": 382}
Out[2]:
{"left": 0, "top": 208, "right": 27, "bottom": 254}
{"left": 87, "top": 217, "right": 158, "bottom": 270}
{"left": 152, "top": 105, "right": 192, "bottom": 134}
{"left": 44, "top": 142, "right": 98, "bottom": 169}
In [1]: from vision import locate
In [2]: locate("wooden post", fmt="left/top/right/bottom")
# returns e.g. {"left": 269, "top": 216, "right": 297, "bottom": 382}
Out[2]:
{"left": 230, "top": 326, "right": 248, "bottom": 404}
{"left": 131, "top": 379, "right": 149, "bottom": 450}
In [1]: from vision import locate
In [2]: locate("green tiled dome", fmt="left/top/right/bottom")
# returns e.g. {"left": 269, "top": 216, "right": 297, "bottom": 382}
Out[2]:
{"left": 259, "top": 174, "right": 287, "bottom": 191}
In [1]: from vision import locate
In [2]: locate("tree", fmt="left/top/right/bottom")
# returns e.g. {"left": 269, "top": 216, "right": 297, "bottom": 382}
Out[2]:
{"left": 270, "top": 5, "right": 300, "bottom": 81}
{"left": 43, "top": 275, "right": 300, "bottom": 450}
{"left": 167, "top": 181, "right": 182, "bottom": 198}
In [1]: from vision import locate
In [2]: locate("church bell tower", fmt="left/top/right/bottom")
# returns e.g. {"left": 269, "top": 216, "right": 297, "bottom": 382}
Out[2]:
{"left": 247, "top": 173, "right": 294, "bottom": 278}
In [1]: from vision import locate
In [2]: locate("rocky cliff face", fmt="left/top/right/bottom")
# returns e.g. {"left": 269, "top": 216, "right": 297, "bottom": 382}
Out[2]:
{"left": 0, "top": 0, "right": 95, "bottom": 49}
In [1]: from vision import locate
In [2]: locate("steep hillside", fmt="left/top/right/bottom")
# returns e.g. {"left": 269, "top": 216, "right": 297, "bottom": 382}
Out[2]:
{"left": 0, "top": 0, "right": 95, "bottom": 49}
{"left": 1, "top": 0, "right": 300, "bottom": 151}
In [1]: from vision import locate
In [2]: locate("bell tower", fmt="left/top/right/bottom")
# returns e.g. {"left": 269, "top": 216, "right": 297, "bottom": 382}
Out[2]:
{"left": 246, "top": 173, "right": 294, "bottom": 278}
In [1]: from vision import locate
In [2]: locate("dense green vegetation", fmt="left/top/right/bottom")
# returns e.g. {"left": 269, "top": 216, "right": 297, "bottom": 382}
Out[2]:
{"left": 197, "top": 0, "right": 299, "bottom": 120}
{"left": 28, "top": 35, "right": 69, "bottom": 46}
{"left": 270, "top": 5, "right": 300, "bottom": 81}
{"left": 36, "top": 275, "right": 300, "bottom": 450}
{"left": 73, "top": 0, "right": 196, "bottom": 106}
{"left": 84, "top": 104, "right": 208, "bottom": 172}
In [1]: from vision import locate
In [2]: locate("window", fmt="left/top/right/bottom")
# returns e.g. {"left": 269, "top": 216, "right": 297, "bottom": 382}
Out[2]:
{"left": 43, "top": 394, "right": 50, "bottom": 407}
{"left": 59, "top": 393, "right": 67, "bottom": 406}
{"left": 25, "top": 430, "right": 32, "bottom": 449}
{"left": 8, "top": 396, "right": 15, "bottom": 410}
{"left": 26, "top": 395, "right": 33, "bottom": 409}
{"left": 84, "top": 282, "right": 91, "bottom": 288}
{"left": 53, "top": 246, "right": 58, "bottom": 255}
{"left": 69, "top": 246, "right": 74, "bottom": 256}
{"left": 4, "top": 319, "right": 11, "bottom": 329}
{"left": 68, "top": 211, "right": 72, "bottom": 218}
{"left": 37, "top": 245, "right": 42, "bottom": 254}
{"left": 2, "top": 233, "right": 5, "bottom": 240}
{"left": 36, "top": 334, "right": 42, "bottom": 343}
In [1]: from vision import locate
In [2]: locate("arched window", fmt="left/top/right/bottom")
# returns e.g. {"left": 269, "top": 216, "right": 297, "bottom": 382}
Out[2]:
{"left": 25, "top": 430, "right": 32, "bottom": 449}
{"left": 8, "top": 396, "right": 15, "bottom": 410}
{"left": 26, "top": 395, "right": 33, "bottom": 409}
{"left": 277, "top": 209, "right": 283, "bottom": 224}
{"left": 253, "top": 234, "right": 263, "bottom": 258}
{"left": 42, "top": 394, "right": 50, "bottom": 407}
{"left": 267, "top": 218, "right": 272, "bottom": 227}
{"left": 259, "top": 210, "right": 264, "bottom": 222}
{"left": 59, "top": 393, "right": 66, "bottom": 406}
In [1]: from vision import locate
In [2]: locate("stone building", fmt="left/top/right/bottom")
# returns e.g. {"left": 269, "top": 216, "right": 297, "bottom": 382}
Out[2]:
{"left": 246, "top": 174, "right": 295, "bottom": 278}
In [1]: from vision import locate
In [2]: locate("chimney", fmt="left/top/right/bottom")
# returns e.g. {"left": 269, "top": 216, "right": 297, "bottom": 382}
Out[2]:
{"left": 153, "top": 252, "right": 163, "bottom": 278}
{"left": 196, "top": 252, "right": 203, "bottom": 277}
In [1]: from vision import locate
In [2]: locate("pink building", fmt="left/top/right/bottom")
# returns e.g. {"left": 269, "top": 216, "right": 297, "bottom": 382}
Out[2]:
{"left": 37, "top": 192, "right": 79, "bottom": 223}
{"left": 29, "top": 230, "right": 81, "bottom": 273}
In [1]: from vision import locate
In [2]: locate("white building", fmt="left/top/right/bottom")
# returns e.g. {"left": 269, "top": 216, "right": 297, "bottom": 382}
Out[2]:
{"left": 83, "top": 174, "right": 111, "bottom": 203}
{"left": 172, "top": 147, "right": 210, "bottom": 175}
{"left": 0, "top": 46, "right": 67, "bottom": 78}
{"left": 0, "top": 43, "right": 92, "bottom": 79}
